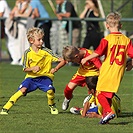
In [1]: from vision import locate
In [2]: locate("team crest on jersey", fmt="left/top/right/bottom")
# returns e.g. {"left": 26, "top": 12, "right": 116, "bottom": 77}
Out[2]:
{"left": 29, "top": 59, "right": 33, "bottom": 64}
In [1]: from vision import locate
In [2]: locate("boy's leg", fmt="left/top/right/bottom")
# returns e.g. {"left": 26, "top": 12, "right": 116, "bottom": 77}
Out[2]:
{"left": 97, "top": 92, "right": 116, "bottom": 124}
{"left": 0, "top": 90, "right": 23, "bottom": 114}
{"left": 62, "top": 84, "right": 74, "bottom": 111}
{"left": 47, "top": 89, "right": 55, "bottom": 106}
{"left": 64, "top": 85, "right": 74, "bottom": 99}
{"left": 62, "top": 75, "right": 85, "bottom": 111}
{"left": 47, "top": 89, "right": 58, "bottom": 115}
{"left": 38, "top": 76, "right": 59, "bottom": 115}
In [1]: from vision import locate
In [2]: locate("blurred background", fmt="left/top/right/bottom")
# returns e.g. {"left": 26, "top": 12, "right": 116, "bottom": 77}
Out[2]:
{"left": 6, "top": 0, "right": 133, "bottom": 31}
{"left": 0, "top": 0, "right": 133, "bottom": 60}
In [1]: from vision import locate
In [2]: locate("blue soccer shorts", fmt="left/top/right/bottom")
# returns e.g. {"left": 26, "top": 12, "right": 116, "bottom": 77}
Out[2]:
{"left": 86, "top": 106, "right": 98, "bottom": 114}
{"left": 18, "top": 76, "right": 55, "bottom": 94}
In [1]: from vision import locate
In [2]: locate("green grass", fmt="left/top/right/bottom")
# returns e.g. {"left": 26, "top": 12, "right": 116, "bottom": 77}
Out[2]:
{"left": 0, "top": 62, "right": 133, "bottom": 133}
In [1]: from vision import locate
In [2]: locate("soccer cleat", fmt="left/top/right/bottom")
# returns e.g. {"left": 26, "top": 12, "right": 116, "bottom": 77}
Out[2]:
{"left": 62, "top": 97, "right": 72, "bottom": 111}
{"left": 99, "top": 111, "right": 116, "bottom": 124}
{"left": 49, "top": 105, "right": 58, "bottom": 115}
{"left": 0, "top": 108, "right": 8, "bottom": 115}
{"left": 70, "top": 107, "right": 82, "bottom": 114}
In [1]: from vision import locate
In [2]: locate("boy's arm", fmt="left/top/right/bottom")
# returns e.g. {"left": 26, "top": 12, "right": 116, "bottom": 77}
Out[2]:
{"left": 86, "top": 112, "right": 102, "bottom": 118}
{"left": 82, "top": 38, "right": 108, "bottom": 66}
{"left": 81, "top": 52, "right": 99, "bottom": 65}
{"left": 24, "top": 66, "right": 40, "bottom": 73}
{"left": 90, "top": 57, "right": 102, "bottom": 69}
{"left": 81, "top": 101, "right": 90, "bottom": 117}
{"left": 50, "top": 58, "right": 67, "bottom": 74}
{"left": 22, "top": 54, "right": 41, "bottom": 73}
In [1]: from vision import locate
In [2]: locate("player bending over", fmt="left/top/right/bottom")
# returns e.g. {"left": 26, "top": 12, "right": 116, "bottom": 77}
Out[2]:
{"left": 61, "top": 45, "right": 102, "bottom": 111}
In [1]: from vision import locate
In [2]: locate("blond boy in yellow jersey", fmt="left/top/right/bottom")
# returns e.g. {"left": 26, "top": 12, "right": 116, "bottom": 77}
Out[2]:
{"left": 0, "top": 27, "right": 66, "bottom": 115}
{"left": 81, "top": 12, "right": 133, "bottom": 124}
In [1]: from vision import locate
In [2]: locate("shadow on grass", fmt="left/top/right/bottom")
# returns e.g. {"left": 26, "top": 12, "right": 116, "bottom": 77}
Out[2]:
{"left": 59, "top": 111, "right": 71, "bottom": 114}
{"left": 109, "top": 112, "right": 133, "bottom": 125}
{"left": 119, "top": 111, "right": 133, "bottom": 118}
{"left": 110, "top": 121, "right": 133, "bottom": 125}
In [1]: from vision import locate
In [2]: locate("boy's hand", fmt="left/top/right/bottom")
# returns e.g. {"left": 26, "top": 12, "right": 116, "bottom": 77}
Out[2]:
{"left": 126, "top": 59, "right": 133, "bottom": 71}
{"left": 32, "top": 66, "right": 41, "bottom": 73}
{"left": 86, "top": 112, "right": 102, "bottom": 118}
{"left": 81, "top": 58, "right": 87, "bottom": 65}
{"left": 50, "top": 68, "right": 58, "bottom": 74}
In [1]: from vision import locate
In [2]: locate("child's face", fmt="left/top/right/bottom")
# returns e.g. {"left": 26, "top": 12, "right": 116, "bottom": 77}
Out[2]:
{"left": 69, "top": 54, "right": 81, "bottom": 64}
{"left": 31, "top": 34, "right": 44, "bottom": 48}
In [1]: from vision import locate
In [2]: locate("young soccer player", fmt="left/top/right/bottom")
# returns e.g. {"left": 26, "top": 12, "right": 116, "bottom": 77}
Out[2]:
{"left": 70, "top": 76, "right": 121, "bottom": 119}
{"left": 0, "top": 27, "right": 66, "bottom": 115}
{"left": 61, "top": 45, "right": 102, "bottom": 111}
{"left": 81, "top": 12, "right": 133, "bottom": 124}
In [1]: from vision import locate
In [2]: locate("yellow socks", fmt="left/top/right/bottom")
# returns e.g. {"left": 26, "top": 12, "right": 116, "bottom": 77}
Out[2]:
{"left": 3, "top": 90, "right": 23, "bottom": 110}
{"left": 47, "top": 89, "right": 55, "bottom": 105}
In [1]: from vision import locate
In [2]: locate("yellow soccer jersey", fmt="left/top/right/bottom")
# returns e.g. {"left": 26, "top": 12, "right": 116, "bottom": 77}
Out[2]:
{"left": 95, "top": 32, "right": 133, "bottom": 92}
{"left": 76, "top": 48, "right": 101, "bottom": 77}
{"left": 22, "top": 47, "right": 59, "bottom": 80}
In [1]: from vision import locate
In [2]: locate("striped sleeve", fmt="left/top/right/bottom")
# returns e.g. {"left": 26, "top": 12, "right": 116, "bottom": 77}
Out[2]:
{"left": 83, "top": 94, "right": 95, "bottom": 104}
{"left": 42, "top": 47, "right": 60, "bottom": 58}
{"left": 22, "top": 48, "right": 31, "bottom": 70}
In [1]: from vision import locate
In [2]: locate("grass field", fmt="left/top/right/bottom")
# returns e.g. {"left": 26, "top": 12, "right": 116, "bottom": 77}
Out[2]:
{"left": 0, "top": 62, "right": 133, "bottom": 133}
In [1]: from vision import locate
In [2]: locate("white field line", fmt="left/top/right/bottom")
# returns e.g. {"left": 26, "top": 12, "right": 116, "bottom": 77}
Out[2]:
{"left": 33, "top": 93, "right": 132, "bottom": 96}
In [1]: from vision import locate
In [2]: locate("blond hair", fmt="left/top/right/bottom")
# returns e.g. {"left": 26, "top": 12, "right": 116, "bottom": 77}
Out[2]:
{"left": 26, "top": 27, "right": 44, "bottom": 43}
{"left": 106, "top": 12, "right": 121, "bottom": 29}
{"left": 62, "top": 46, "right": 79, "bottom": 61}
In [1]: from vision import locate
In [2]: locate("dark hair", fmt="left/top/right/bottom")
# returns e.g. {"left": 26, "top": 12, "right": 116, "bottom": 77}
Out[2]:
{"left": 92, "top": 0, "right": 99, "bottom": 9}
{"left": 85, "top": 76, "right": 98, "bottom": 90}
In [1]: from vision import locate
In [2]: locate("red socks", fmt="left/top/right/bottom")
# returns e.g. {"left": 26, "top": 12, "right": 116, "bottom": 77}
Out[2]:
{"left": 97, "top": 92, "right": 112, "bottom": 115}
{"left": 64, "top": 85, "right": 73, "bottom": 99}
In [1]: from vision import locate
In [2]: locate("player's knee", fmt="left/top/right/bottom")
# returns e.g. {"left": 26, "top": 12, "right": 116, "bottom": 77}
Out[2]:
{"left": 47, "top": 89, "right": 54, "bottom": 95}
{"left": 20, "top": 87, "right": 27, "bottom": 94}
{"left": 47, "top": 89, "right": 54, "bottom": 99}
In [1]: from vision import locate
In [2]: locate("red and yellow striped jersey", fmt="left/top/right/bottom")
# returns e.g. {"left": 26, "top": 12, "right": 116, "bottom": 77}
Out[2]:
{"left": 76, "top": 48, "right": 101, "bottom": 77}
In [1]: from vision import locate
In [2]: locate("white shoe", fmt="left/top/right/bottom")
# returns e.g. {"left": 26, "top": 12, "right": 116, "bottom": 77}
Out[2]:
{"left": 70, "top": 107, "right": 82, "bottom": 114}
{"left": 10, "top": 61, "right": 20, "bottom": 65}
{"left": 62, "top": 97, "right": 71, "bottom": 111}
